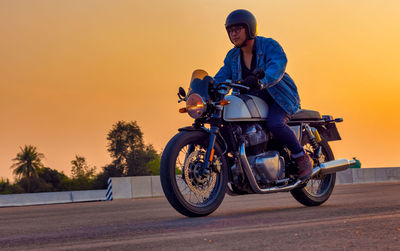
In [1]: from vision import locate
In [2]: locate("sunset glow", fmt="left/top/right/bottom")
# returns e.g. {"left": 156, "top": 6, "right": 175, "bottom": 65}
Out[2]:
{"left": 1, "top": 0, "right": 400, "bottom": 179}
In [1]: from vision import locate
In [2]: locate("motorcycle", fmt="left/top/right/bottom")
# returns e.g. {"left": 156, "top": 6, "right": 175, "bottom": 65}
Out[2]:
{"left": 160, "top": 69, "right": 356, "bottom": 217}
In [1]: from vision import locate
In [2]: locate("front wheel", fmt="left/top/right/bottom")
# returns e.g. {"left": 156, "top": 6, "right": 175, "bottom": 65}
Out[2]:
{"left": 160, "top": 130, "right": 228, "bottom": 217}
{"left": 290, "top": 136, "right": 336, "bottom": 207}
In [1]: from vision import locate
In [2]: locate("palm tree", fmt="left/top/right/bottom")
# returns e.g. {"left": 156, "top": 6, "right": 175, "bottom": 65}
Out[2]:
{"left": 10, "top": 145, "right": 45, "bottom": 192}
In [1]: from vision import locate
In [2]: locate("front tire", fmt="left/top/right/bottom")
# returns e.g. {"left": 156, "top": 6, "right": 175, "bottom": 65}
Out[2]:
{"left": 160, "top": 130, "right": 228, "bottom": 217}
{"left": 290, "top": 136, "right": 336, "bottom": 207}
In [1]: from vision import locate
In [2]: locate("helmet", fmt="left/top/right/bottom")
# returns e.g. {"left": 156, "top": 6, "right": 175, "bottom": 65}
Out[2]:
{"left": 225, "top": 9, "right": 258, "bottom": 39}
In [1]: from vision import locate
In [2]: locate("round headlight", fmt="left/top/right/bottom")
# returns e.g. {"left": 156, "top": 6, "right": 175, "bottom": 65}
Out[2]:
{"left": 186, "top": 93, "right": 206, "bottom": 119}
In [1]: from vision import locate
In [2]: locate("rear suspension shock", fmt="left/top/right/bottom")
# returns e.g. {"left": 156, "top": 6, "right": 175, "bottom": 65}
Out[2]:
{"left": 304, "top": 124, "right": 322, "bottom": 158}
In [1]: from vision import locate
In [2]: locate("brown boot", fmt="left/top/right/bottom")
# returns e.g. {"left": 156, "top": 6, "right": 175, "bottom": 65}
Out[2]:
{"left": 295, "top": 152, "right": 314, "bottom": 180}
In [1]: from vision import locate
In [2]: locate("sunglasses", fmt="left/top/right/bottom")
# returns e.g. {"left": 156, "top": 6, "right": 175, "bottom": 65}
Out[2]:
{"left": 227, "top": 26, "right": 244, "bottom": 35}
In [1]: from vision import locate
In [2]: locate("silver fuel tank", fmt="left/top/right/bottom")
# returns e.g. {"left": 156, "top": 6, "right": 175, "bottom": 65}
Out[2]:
{"left": 223, "top": 95, "right": 269, "bottom": 122}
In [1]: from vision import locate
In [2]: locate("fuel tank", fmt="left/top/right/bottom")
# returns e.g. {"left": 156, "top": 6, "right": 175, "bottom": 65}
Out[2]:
{"left": 223, "top": 95, "right": 269, "bottom": 121}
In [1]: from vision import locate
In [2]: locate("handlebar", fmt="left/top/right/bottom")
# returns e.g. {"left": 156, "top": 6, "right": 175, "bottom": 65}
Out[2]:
{"left": 217, "top": 80, "right": 250, "bottom": 91}
{"left": 229, "top": 83, "right": 250, "bottom": 90}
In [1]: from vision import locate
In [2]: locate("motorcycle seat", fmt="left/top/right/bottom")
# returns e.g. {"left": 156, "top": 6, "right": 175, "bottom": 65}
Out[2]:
{"left": 291, "top": 109, "right": 322, "bottom": 121}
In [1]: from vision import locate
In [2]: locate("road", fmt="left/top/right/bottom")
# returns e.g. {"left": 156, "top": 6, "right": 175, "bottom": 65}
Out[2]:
{"left": 0, "top": 182, "right": 399, "bottom": 250}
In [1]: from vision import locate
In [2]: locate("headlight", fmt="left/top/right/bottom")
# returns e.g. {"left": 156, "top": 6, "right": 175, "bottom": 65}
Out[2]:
{"left": 186, "top": 93, "right": 206, "bottom": 119}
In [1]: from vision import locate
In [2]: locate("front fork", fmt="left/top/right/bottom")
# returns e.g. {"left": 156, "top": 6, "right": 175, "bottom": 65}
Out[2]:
{"left": 201, "top": 106, "right": 223, "bottom": 176}
{"left": 183, "top": 126, "right": 219, "bottom": 178}
{"left": 201, "top": 126, "right": 219, "bottom": 176}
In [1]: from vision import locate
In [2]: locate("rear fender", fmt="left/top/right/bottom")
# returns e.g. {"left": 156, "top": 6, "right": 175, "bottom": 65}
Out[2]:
{"left": 317, "top": 123, "right": 342, "bottom": 141}
{"left": 288, "top": 120, "right": 342, "bottom": 142}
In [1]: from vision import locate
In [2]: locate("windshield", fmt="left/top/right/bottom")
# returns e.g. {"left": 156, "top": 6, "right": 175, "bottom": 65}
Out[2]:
{"left": 190, "top": 69, "right": 208, "bottom": 83}
{"left": 187, "top": 69, "right": 212, "bottom": 100}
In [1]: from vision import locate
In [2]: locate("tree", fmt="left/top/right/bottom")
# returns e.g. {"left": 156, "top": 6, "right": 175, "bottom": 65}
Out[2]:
{"left": 146, "top": 154, "right": 161, "bottom": 175}
{"left": 92, "top": 163, "right": 124, "bottom": 189}
{"left": 71, "top": 155, "right": 96, "bottom": 179}
{"left": 38, "top": 167, "right": 70, "bottom": 191}
{"left": 69, "top": 155, "right": 97, "bottom": 190}
{"left": 107, "top": 121, "right": 144, "bottom": 164}
{"left": 107, "top": 121, "right": 158, "bottom": 176}
{"left": 17, "top": 176, "right": 52, "bottom": 193}
{"left": 0, "top": 178, "right": 24, "bottom": 194}
{"left": 126, "top": 147, "right": 150, "bottom": 176}
{"left": 14, "top": 167, "right": 71, "bottom": 193}
{"left": 10, "top": 145, "right": 45, "bottom": 192}
{"left": 126, "top": 144, "right": 159, "bottom": 176}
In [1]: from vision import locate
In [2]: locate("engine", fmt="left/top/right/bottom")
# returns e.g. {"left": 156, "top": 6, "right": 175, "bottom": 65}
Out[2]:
{"left": 233, "top": 123, "right": 285, "bottom": 185}
{"left": 247, "top": 151, "right": 285, "bottom": 184}
{"left": 235, "top": 123, "right": 267, "bottom": 156}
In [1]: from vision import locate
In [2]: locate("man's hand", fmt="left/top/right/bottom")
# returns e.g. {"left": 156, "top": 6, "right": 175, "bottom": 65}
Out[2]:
{"left": 253, "top": 68, "right": 265, "bottom": 80}
{"left": 242, "top": 75, "right": 259, "bottom": 89}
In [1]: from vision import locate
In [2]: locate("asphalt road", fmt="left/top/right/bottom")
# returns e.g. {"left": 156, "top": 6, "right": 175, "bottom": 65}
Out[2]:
{"left": 1, "top": 182, "right": 399, "bottom": 250}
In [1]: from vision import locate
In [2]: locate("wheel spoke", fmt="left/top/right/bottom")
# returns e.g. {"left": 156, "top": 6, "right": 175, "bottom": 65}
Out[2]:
{"left": 302, "top": 142, "right": 333, "bottom": 197}
{"left": 172, "top": 143, "right": 221, "bottom": 207}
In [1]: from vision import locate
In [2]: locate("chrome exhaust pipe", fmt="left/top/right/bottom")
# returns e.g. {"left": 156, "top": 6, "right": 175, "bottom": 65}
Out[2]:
{"left": 238, "top": 142, "right": 356, "bottom": 194}
{"left": 239, "top": 143, "right": 303, "bottom": 194}
{"left": 312, "top": 158, "right": 356, "bottom": 177}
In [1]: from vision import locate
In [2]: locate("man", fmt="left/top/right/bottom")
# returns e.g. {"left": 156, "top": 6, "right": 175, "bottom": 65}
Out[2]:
{"left": 214, "top": 9, "right": 313, "bottom": 180}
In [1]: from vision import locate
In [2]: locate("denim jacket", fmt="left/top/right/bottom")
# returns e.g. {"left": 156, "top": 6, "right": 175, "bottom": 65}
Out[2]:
{"left": 214, "top": 36, "right": 300, "bottom": 116}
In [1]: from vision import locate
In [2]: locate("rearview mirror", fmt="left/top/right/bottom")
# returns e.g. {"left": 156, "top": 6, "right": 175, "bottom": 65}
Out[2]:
{"left": 178, "top": 87, "right": 186, "bottom": 100}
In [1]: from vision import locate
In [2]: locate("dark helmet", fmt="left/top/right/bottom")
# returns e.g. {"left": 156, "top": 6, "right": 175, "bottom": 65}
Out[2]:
{"left": 225, "top": 9, "right": 258, "bottom": 39}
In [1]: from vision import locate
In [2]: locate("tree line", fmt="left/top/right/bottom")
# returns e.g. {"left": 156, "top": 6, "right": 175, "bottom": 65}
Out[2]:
{"left": 0, "top": 121, "right": 161, "bottom": 194}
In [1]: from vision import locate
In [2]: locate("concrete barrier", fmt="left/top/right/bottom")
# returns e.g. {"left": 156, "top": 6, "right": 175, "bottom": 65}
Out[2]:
{"left": 0, "top": 189, "right": 107, "bottom": 207}
{"left": 110, "top": 167, "right": 400, "bottom": 199}
{"left": 336, "top": 167, "right": 400, "bottom": 184}
{"left": 0, "top": 191, "right": 71, "bottom": 207}
{"left": 71, "top": 190, "right": 107, "bottom": 202}
{"left": 110, "top": 176, "right": 163, "bottom": 199}
{"left": 131, "top": 176, "right": 152, "bottom": 198}
{"left": 111, "top": 177, "right": 132, "bottom": 199}
{"left": 151, "top": 176, "right": 164, "bottom": 196}
{"left": 2, "top": 167, "right": 398, "bottom": 207}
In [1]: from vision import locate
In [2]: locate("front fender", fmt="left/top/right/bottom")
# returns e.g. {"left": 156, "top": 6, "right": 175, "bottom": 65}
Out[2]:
{"left": 178, "top": 126, "right": 228, "bottom": 155}
{"left": 178, "top": 126, "right": 208, "bottom": 133}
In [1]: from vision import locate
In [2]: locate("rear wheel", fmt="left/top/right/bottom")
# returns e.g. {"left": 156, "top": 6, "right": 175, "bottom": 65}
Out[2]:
{"left": 160, "top": 131, "right": 228, "bottom": 217}
{"left": 290, "top": 135, "right": 336, "bottom": 206}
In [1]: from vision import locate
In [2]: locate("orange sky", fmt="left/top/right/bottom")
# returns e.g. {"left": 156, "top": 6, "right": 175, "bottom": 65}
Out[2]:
{"left": 1, "top": 0, "right": 400, "bottom": 180}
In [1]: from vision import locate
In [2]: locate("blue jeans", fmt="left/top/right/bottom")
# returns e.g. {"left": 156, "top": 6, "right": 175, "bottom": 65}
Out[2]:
{"left": 265, "top": 100, "right": 303, "bottom": 156}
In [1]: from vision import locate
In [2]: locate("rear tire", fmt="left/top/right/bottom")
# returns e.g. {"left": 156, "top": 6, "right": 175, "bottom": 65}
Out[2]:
{"left": 160, "top": 130, "right": 228, "bottom": 217}
{"left": 290, "top": 136, "right": 336, "bottom": 207}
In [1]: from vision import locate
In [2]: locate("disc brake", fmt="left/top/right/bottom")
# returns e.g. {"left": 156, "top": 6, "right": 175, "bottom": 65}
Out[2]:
{"left": 183, "top": 149, "right": 221, "bottom": 198}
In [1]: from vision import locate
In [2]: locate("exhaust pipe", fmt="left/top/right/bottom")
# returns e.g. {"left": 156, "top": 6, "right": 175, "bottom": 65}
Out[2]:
{"left": 239, "top": 143, "right": 303, "bottom": 194}
{"left": 312, "top": 158, "right": 356, "bottom": 177}
{"left": 238, "top": 142, "right": 356, "bottom": 194}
